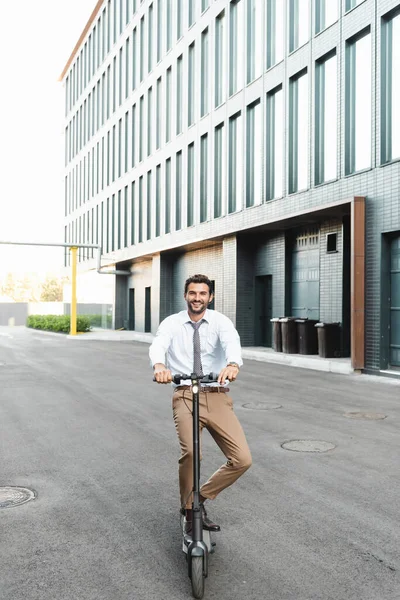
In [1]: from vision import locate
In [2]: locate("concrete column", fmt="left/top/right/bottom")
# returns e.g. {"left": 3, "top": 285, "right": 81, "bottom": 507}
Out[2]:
{"left": 222, "top": 236, "right": 237, "bottom": 325}
{"left": 151, "top": 254, "right": 161, "bottom": 334}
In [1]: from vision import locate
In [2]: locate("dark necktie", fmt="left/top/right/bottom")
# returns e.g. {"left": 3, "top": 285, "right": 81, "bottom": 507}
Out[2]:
{"left": 190, "top": 320, "right": 204, "bottom": 377}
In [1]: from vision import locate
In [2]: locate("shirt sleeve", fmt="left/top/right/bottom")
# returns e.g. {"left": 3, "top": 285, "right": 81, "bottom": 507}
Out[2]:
{"left": 218, "top": 315, "right": 243, "bottom": 367}
{"left": 149, "top": 317, "right": 173, "bottom": 367}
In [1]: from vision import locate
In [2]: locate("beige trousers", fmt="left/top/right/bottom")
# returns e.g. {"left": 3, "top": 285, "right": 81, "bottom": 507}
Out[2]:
{"left": 172, "top": 388, "right": 252, "bottom": 509}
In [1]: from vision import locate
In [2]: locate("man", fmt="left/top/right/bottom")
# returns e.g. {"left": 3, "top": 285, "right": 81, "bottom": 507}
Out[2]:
{"left": 149, "top": 274, "right": 252, "bottom": 533}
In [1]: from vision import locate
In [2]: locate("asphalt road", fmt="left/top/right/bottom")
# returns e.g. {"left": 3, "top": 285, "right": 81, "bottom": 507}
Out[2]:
{"left": 0, "top": 326, "right": 399, "bottom": 600}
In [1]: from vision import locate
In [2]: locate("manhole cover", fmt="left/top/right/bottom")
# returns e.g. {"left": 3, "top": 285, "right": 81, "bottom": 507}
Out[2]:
{"left": 0, "top": 487, "right": 36, "bottom": 509}
{"left": 344, "top": 412, "right": 387, "bottom": 420}
{"left": 242, "top": 401, "right": 282, "bottom": 410}
{"left": 281, "top": 440, "right": 336, "bottom": 453}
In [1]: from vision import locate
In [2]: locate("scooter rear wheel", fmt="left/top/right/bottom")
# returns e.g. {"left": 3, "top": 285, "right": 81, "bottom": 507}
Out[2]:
{"left": 191, "top": 556, "right": 205, "bottom": 599}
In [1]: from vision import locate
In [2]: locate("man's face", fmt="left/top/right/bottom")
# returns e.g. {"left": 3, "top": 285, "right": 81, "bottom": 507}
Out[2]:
{"left": 184, "top": 283, "right": 213, "bottom": 315}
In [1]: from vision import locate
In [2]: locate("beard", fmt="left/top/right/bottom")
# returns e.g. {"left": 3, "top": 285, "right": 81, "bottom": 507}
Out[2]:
{"left": 187, "top": 300, "right": 206, "bottom": 314}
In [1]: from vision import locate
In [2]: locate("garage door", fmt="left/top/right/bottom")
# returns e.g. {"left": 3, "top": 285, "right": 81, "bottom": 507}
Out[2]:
{"left": 390, "top": 237, "right": 400, "bottom": 366}
{"left": 292, "top": 229, "right": 320, "bottom": 319}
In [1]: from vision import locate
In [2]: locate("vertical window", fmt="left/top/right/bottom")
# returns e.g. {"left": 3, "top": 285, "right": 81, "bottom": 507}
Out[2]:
{"left": 107, "top": 65, "right": 111, "bottom": 118}
{"left": 201, "top": 28, "right": 209, "bottom": 117}
{"left": 215, "top": 11, "right": 226, "bottom": 107}
{"left": 132, "top": 28, "right": 137, "bottom": 90}
{"left": 176, "top": 55, "right": 183, "bottom": 135}
{"left": 112, "top": 124, "right": 116, "bottom": 182}
{"left": 200, "top": 134, "right": 208, "bottom": 222}
{"left": 166, "top": 0, "right": 172, "bottom": 51}
{"left": 315, "top": 52, "right": 337, "bottom": 184}
{"left": 229, "top": 0, "right": 244, "bottom": 96}
{"left": 113, "top": 56, "right": 117, "bottom": 112}
{"left": 266, "top": 0, "right": 284, "bottom": 69}
{"left": 345, "top": 0, "right": 364, "bottom": 11}
{"left": 138, "top": 176, "right": 143, "bottom": 242}
{"left": 315, "top": 0, "right": 338, "bottom": 34}
{"left": 117, "top": 190, "right": 121, "bottom": 250}
{"left": 155, "top": 164, "right": 161, "bottom": 236}
{"left": 247, "top": 0, "right": 262, "bottom": 83}
{"left": 118, "top": 118, "right": 122, "bottom": 178}
{"left": 345, "top": 30, "right": 371, "bottom": 174}
{"left": 157, "top": 0, "right": 162, "bottom": 63}
{"left": 125, "top": 37, "right": 130, "bottom": 98}
{"left": 119, "top": 47, "right": 123, "bottom": 106}
{"left": 266, "top": 86, "right": 283, "bottom": 200}
{"left": 289, "top": 0, "right": 309, "bottom": 53}
{"left": 147, "top": 170, "right": 152, "bottom": 240}
{"left": 147, "top": 86, "right": 153, "bottom": 156}
{"left": 111, "top": 194, "right": 115, "bottom": 251}
{"left": 188, "top": 43, "right": 195, "bottom": 127}
{"left": 177, "top": 0, "right": 183, "bottom": 39}
{"left": 381, "top": 10, "right": 400, "bottom": 164}
{"left": 188, "top": 0, "right": 195, "bottom": 27}
{"left": 131, "top": 181, "right": 135, "bottom": 244}
{"left": 148, "top": 3, "right": 153, "bottom": 73}
{"left": 289, "top": 70, "right": 308, "bottom": 192}
{"left": 214, "top": 123, "right": 224, "bottom": 218}
{"left": 124, "top": 185, "right": 128, "bottom": 247}
{"left": 124, "top": 111, "right": 129, "bottom": 173}
{"left": 176, "top": 151, "right": 182, "bottom": 230}
{"left": 131, "top": 103, "right": 136, "bottom": 167}
{"left": 187, "top": 143, "right": 195, "bottom": 226}
{"left": 156, "top": 77, "right": 162, "bottom": 150}
{"left": 139, "top": 95, "right": 144, "bottom": 161}
{"left": 202, "top": 0, "right": 209, "bottom": 12}
{"left": 165, "top": 158, "right": 171, "bottom": 233}
{"left": 246, "top": 100, "right": 262, "bottom": 206}
{"left": 228, "top": 112, "right": 242, "bottom": 213}
{"left": 166, "top": 67, "right": 172, "bottom": 142}
{"left": 140, "top": 16, "right": 145, "bottom": 82}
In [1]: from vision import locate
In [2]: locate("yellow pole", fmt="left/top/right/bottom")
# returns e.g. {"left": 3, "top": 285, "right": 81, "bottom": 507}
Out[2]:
{"left": 70, "top": 247, "right": 77, "bottom": 336}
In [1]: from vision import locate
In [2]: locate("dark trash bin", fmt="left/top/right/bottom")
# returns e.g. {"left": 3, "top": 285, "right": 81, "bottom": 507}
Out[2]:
{"left": 270, "top": 318, "right": 282, "bottom": 352}
{"left": 315, "top": 322, "right": 341, "bottom": 358}
{"left": 295, "top": 319, "right": 318, "bottom": 355}
{"left": 279, "top": 317, "right": 298, "bottom": 354}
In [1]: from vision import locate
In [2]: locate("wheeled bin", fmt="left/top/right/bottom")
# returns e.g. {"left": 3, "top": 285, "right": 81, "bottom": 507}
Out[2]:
{"left": 279, "top": 317, "right": 298, "bottom": 354}
{"left": 270, "top": 318, "right": 282, "bottom": 352}
{"left": 315, "top": 322, "right": 341, "bottom": 358}
{"left": 295, "top": 319, "right": 318, "bottom": 355}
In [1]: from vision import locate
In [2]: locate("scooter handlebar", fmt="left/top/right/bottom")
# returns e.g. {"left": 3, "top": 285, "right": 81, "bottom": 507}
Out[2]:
{"left": 152, "top": 372, "right": 220, "bottom": 383}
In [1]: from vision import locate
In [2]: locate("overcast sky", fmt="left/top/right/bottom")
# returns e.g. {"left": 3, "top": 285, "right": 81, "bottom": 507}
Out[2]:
{"left": 0, "top": 0, "right": 96, "bottom": 273}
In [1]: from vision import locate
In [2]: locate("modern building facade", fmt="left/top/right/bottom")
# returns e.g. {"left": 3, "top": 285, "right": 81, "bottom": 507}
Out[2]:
{"left": 60, "top": 0, "right": 400, "bottom": 375}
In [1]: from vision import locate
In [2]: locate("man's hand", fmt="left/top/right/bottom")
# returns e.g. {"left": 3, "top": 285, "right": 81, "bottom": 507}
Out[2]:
{"left": 153, "top": 363, "right": 173, "bottom": 384}
{"left": 217, "top": 364, "right": 240, "bottom": 384}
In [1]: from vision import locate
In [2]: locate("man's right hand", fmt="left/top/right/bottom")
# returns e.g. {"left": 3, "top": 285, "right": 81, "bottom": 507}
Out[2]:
{"left": 153, "top": 363, "right": 173, "bottom": 384}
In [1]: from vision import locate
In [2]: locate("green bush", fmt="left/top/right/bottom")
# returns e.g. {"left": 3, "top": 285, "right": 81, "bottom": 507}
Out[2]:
{"left": 27, "top": 315, "right": 91, "bottom": 333}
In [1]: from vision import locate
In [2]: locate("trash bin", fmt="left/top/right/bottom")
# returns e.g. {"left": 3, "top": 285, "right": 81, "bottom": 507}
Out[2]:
{"left": 279, "top": 317, "right": 298, "bottom": 354}
{"left": 295, "top": 319, "right": 318, "bottom": 355}
{"left": 315, "top": 322, "right": 341, "bottom": 358}
{"left": 270, "top": 318, "right": 282, "bottom": 352}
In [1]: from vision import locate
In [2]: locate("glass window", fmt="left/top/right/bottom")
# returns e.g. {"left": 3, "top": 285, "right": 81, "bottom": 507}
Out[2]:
{"left": 118, "top": 118, "right": 122, "bottom": 178}
{"left": 289, "top": 0, "right": 309, "bottom": 53}
{"left": 200, "top": 134, "right": 208, "bottom": 222}
{"left": 138, "top": 176, "right": 143, "bottom": 242}
{"left": 266, "top": 0, "right": 284, "bottom": 68}
{"left": 201, "top": 28, "right": 209, "bottom": 117}
{"left": 131, "top": 103, "right": 136, "bottom": 167}
{"left": 176, "top": 55, "right": 183, "bottom": 135}
{"left": 214, "top": 123, "right": 224, "bottom": 218}
{"left": 125, "top": 111, "right": 129, "bottom": 173}
{"left": 381, "top": 9, "right": 400, "bottom": 164}
{"left": 140, "top": 16, "right": 145, "bottom": 82}
{"left": 147, "top": 86, "right": 153, "bottom": 156}
{"left": 117, "top": 190, "right": 121, "bottom": 250}
{"left": 315, "top": 0, "right": 338, "bottom": 34}
{"left": 148, "top": 3, "right": 153, "bottom": 73}
{"left": 346, "top": 0, "right": 364, "bottom": 11}
{"left": 215, "top": 11, "right": 226, "bottom": 107}
{"left": 165, "top": 158, "right": 171, "bottom": 233}
{"left": 131, "top": 181, "right": 135, "bottom": 244}
{"left": 229, "top": 0, "right": 244, "bottom": 96}
{"left": 187, "top": 143, "right": 195, "bottom": 226}
{"left": 188, "top": 0, "right": 195, "bottom": 27}
{"left": 166, "top": 0, "right": 172, "bottom": 51}
{"left": 345, "top": 30, "right": 371, "bottom": 174}
{"left": 201, "top": 0, "right": 209, "bottom": 12}
{"left": 147, "top": 170, "right": 152, "bottom": 240}
{"left": 166, "top": 67, "right": 172, "bottom": 142}
{"left": 139, "top": 95, "right": 144, "bottom": 161}
{"left": 228, "top": 111, "right": 243, "bottom": 213}
{"left": 247, "top": 0, "right": 263, "bottom": 83}
{"left": 156, "top": 77, "right": 162, "bottom": 150}
{"left": 157, "top": 0, "right": 162, "bottom": 63}
{"left": 246, "top": 100, "right": 262, "bottom": 207}
{"left": 188, "top": 43, "right": 195, "bottom": 126}
{"left": 266, "top": 86, "right": 283, "bottom": 200}
{"left": 119, "top": 47, "right": 123, "bottom": 106}
{"left": 125, "top": 38, "right": 130, "bottom": 99}
{"left": 156, "top": 165, "right": 161, "bottom": 237}
{"left": 177, "top": 0, "right": 183, "bottom": 39}
{"left": 315, "top": 52, "right": 337, "bottom": 184}
{"left": 124, "top": 185, "right": 128, "bottom": 248}
{"left": 176, "top": 151, "right": 182, "bottom": 230}
{"left": 289, "top": 70, "right": 308, "bottom": 193}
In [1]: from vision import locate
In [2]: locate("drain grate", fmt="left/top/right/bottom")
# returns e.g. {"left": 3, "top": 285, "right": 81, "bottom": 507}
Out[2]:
{"left": 344, "top": 412, "right": 387, "bottom": 420}
{"left": 282, "top": 440, "right": 336, "bottom": 453}
{"left": 242, "top": 401, "right": 282, "bottom": 410}
{"left": 0, "top": 487, "right": 36, "bottom": 509}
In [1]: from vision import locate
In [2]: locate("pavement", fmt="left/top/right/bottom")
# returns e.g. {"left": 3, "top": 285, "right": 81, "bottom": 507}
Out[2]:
{"left": 0, "top": 326, "right": 399, "bottom": 600}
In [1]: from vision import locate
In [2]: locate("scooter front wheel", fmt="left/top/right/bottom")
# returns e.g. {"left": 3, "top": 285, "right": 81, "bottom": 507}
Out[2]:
{"left": 191, "top": 556, "right": 205, "bottom": 599}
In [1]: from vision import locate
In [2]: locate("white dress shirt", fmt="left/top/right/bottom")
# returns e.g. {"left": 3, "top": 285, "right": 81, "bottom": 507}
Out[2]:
{"left": 149, "top": 309, "right": 243, "bottom": 386}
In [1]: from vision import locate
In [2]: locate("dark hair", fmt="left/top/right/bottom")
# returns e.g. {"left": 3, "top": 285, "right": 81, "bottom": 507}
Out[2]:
{"left": 184, "top": 274, "right": 213, "bottom": 295}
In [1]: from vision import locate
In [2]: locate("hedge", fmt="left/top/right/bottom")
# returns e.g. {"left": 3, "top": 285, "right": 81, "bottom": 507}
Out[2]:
{"left": 27, "top": 315, "right": 91, "bottom": 333}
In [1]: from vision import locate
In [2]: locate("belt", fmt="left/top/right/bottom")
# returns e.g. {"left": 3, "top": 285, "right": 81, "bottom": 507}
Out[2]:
{"left": 175, "top": 385, "right": 230, "bottom": 394}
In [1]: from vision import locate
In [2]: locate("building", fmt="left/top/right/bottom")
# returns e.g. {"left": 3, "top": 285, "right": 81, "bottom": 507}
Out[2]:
{"left": 60, "top": 0, "right": 400, "bottom": 375}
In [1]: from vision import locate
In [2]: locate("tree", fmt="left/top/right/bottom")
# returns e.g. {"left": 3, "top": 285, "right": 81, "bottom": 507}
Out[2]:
{"left": 40, "top": 277, "right": 63, "bottom": 302}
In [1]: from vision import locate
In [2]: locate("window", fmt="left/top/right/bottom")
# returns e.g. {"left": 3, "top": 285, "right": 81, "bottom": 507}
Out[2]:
{"left": 155, "top": 164, "right": 161, "bottom": 236}
{"left": 228, "top": 112, "right": 243, "bottom": 213}
{"left": 176, "top": 55, "right": 183, "bottom": 134}
{"left": 131, "top": 181, "right": 135, "bottom": 244}
{"left": 157, "top": 0, "right": 162, "bottom": 63}
{"left": 289, "top": 0, "right": 309, "bottom": 53}
{"left": 117, "top": 190, "right": 121, "bottom": 250}
{"left": 214, "top": 123, "right": 224, "bottom": 218}
{"left": 124, "top": 185, "right": 128, "bottom": 247}
{"left": 147, "top": 170, "right": 152, "bottom": 240}
{"left": 140, "top": 16, "right": 145, "bottom": 82}
{"left": 201, "top": 0, "right": 209, "bottom": 12}
{"left": 124, "top": 111, "right": 129, "bottom": 173}
{"left": 215, "top": 11, "right": 226, "bottom": 107}
{"left": 266, "top": 86, "right": 283, "bottom": 200}
{"left": 381, "top": 9, "right": 400, "bottom": 164}
{"left": 188, "top": 43, "right": 195, "bottom": 126}
{"left": 346, "top": 0, "right": 364, "bottom": 11}
{"left": 131, "top": 103, "right": 136, "bottom": 167}
{"left": 147, "top": 86, "right": 153, "bottom": 156}
{"left": 119, "top": 47, "right": 123, "bottom": 106}
{"left": 176, "top": 151, "right": 182, "bottom": 230}
{"left": 139, "top": 95, "right": 144, "bottom": 161}
{"left": 177, "top": 0, "right": 183, "bottom": 39}
{"left": 165, "top": 158, "right": 171, "bottom": 233}
{"left": 315, "top": 0, "right": 338, "bottom": 34}
{"left": 201, "top": 28, "right": 209, "bottom": 117}
{"left": 166, "top": 0, "right": 172, "bottom": 51}
{"left": 247, "top": 0, "right": 262, "bottom": 83}
{"left": 132, "top": 28, "right": 137, "bottom": 90}
{"left": 156, "top": 77, "right": 162, "bottom": 150}
{"left": 266, "top": 0, "right": 284, "bottom": 69}
{"left": 148, "top": 4, "right": 153, "bottom": 73}
{"left": 315, "top": 52, "right": 337, "bottom": 184}
{"left": 166, "top": 67, "right": 172, "bottom": 142}
{"left": 229, "top": 0, "right": 244, "bottom": 96}
{"left": 326, "top": 232, "right": 337, "bottom": 253}
{"left": 188, "top": 0, "right": 195, "bottom": 27}
{"left": 118, "top": 118, "right": 122, "bottom": 177}
{"left": 138, "top": 176, "right": 143, "bottom": 242}
{"left": 187, "top": 143, "right": 195, "bottom": 226}
{"left": 246, "top": 100, "right": 262, "bottom": 206}
{"left": 289, "top": 70, "right": 308, "bottom": 193}
{"left": 200, "top": 134, "right": 208, "bottom": 222}
{"left": 345, "top": 30, "right": 371, "bottom": 174}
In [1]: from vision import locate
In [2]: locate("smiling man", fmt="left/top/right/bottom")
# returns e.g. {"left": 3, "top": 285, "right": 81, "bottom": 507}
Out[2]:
{"left": 149, "top": 274, "right": 252, "bottom": 534}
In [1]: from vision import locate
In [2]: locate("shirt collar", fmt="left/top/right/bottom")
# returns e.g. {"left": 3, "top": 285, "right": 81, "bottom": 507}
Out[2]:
{"left": 181, "top": 308, "right": 210, "bottom": 324}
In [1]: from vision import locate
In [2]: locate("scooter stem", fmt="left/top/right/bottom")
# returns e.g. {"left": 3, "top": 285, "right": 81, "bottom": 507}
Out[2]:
{"left": 191, "top": 375, "right": 202, "bottom": 543}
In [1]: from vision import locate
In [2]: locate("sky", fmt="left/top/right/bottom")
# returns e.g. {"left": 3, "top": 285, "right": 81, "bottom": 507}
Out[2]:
{"left": 0, "top": 0, "right": 96, "bottom": 274}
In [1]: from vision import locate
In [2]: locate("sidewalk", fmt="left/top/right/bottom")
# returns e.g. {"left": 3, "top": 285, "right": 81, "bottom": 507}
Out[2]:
{"left": 66, "top": 328, "right": 353, "bottom": 375}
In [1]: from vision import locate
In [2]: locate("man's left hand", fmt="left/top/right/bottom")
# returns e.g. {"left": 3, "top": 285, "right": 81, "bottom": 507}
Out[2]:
{"left": 218, "top": 364, "right": 239, "bottom": 384}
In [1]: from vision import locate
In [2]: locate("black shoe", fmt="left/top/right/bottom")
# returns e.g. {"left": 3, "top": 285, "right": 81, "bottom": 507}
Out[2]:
{"left": 201, "top": 503, "right": 221, "bottom": 532}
